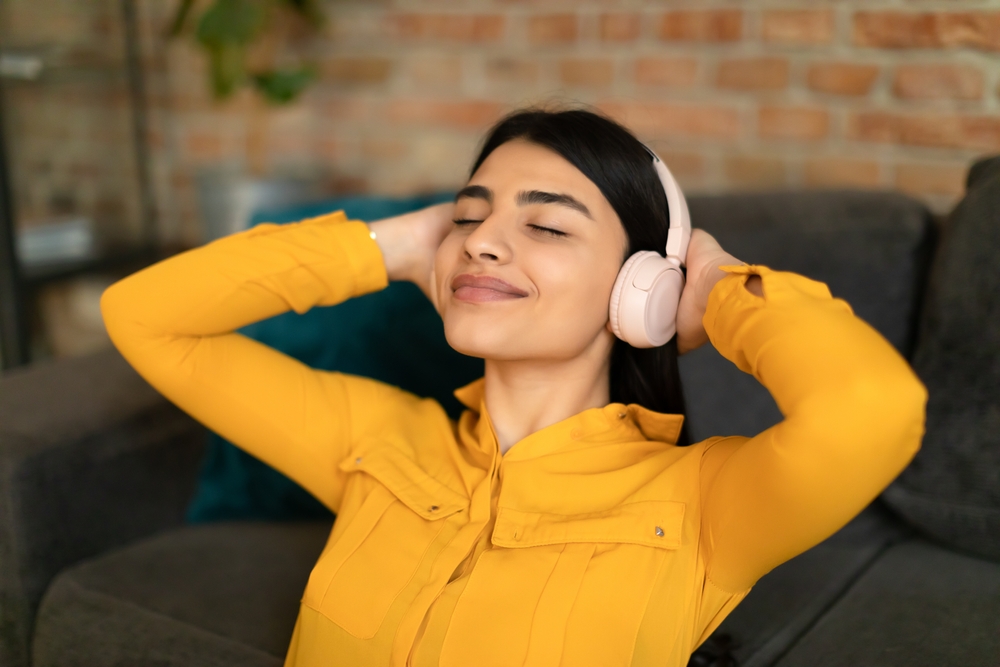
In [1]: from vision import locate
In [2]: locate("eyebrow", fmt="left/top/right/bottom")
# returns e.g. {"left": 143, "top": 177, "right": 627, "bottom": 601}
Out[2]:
{"left": 517, "top": 190, "right": 592, "bottom": 219}
{"left": 455, "top": 185, "right": 492, "bottom": 203}
{"left": 455, "top": 185, "right": 593, "bottom": 219}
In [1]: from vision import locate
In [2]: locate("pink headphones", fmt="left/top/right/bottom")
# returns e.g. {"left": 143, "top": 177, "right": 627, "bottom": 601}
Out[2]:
{"left": 608, "top": 148, "right": 692, "bottom": 348}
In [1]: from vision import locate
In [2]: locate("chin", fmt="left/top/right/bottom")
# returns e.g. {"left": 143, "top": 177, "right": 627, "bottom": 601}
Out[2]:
{"left": 442, "top": 323, "right": 511, "bottom": 361}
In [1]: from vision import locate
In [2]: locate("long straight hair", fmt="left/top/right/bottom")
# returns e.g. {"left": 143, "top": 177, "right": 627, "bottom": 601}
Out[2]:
{"left": 470, "top": 108, "right": 689, "bottom": 445}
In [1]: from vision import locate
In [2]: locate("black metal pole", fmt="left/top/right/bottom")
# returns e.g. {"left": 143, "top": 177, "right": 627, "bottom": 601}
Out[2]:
{"left": 0, "top": 81, "right": 29, "bottom": 369}
{"left": 122, "top": 0, "right": 157, "bottom": 249}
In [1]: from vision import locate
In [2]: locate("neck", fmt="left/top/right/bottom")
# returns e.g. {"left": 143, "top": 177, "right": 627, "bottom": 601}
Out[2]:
{"left": 483, "top": 336, "right": 615, "bottom": 454}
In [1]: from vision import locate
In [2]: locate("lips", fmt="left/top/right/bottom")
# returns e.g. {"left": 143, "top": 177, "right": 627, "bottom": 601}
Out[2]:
{"left": 451, "top": 273, "right": 529, "bottom": 302}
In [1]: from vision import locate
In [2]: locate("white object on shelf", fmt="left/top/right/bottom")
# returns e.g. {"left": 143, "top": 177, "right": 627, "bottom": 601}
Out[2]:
{"left": 0, "top": 53, "right": 44, "bottom": 80}
{"left": 16, "top": 217, "right": 96, "bottom": 266}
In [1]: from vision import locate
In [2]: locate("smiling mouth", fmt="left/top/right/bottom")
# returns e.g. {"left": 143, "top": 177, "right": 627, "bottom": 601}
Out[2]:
{"left": 451, "top": 274, "right": 529, "bottom": 303}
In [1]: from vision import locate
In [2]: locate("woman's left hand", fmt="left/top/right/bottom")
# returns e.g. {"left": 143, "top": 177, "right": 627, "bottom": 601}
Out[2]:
{"left": 675, "top": 229, "right": 761, "bottom": 354}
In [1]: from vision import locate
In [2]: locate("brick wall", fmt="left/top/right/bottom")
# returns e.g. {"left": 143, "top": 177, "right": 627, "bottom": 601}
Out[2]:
{"left": 137, "top": 0, "right": 1000, "bottom": 244}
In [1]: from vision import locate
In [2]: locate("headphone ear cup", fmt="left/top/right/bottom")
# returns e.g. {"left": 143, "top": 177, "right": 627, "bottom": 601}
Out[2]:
{"left": 609, "top": 252, "right": 685, "bottom": 348}
{"left": 643, "top": 266, "right": 684, "bottom": 345}
{"left": 608, "top": 252, "right": 647, "bottom": 340}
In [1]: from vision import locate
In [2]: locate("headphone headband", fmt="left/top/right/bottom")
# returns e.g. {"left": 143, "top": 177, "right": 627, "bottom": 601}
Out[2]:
{"left": 642, "top": 146, "right": 692, "bottom": 267}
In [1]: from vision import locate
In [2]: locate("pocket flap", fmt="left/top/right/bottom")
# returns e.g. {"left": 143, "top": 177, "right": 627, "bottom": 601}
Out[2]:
{"left": 493, "top": 500, "right": 685, "bottom": 549}
{"left": 340, "top": 445, "right": 467, "bottom": 520}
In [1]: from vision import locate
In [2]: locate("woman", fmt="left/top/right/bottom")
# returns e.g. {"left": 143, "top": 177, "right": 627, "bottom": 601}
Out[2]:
{"left": 101, "top": 109, "right": 926, "bottom": 667}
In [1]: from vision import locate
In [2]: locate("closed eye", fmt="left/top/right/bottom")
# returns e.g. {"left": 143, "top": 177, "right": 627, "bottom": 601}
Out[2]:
{"left": 453, "top": 218, "right": 482, "bottom": 226}
{"left": 529, "top": 224, "right": 567, "bottom": 238}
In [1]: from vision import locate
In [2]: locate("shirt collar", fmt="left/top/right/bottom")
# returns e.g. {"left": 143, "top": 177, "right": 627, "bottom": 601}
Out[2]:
{"left": 453, "top": 378, "right": 685, "bottom": 452}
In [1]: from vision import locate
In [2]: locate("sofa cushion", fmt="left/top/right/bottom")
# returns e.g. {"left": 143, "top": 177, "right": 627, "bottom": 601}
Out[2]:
{"left": 0, "top": 348, "right": 205, "bottom": 667}
{"left": 32, "top": 522, "right": 330, "bottom": 667}
{"left": 883, "top": 155, "right": 1000, "bottom": 562}
{"left": 774, "top": 539, "right": 1000, "bottom": 667}
{"left": 692, "top": 503, "right": 908, "bottom": 667}
{"left": 680, "top": 190, "right": 934, "bottom": 441}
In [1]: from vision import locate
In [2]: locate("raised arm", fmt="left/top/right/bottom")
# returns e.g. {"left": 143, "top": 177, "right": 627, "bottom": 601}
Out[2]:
{"left": 100, "top": 212, "right": 389, "bottom": 512}
{"left": 680, "top": 236, "right": 927, "bottom": 594}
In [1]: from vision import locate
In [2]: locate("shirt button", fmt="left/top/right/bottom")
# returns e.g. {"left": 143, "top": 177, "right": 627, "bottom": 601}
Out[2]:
{"left": 617, "top": 412, "right": 627, "bottom": 419}
{"left": 655, "top": 526, "right": 665, "bottom": 538}
{"left": 354, "top": 457, "right": 363, "bottom": 465}
{"left": 429, "top": 505, "right": 439, "bottom": 512}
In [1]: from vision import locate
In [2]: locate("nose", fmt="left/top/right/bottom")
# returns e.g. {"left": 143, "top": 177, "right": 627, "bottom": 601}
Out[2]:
{"left": 462, "top": 214, "right": 513, "bottom": 264}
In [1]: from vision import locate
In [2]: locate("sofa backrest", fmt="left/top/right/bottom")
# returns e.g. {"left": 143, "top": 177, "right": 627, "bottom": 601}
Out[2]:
{"left": 680, "top": 190, "right": 935, "bottom": 442}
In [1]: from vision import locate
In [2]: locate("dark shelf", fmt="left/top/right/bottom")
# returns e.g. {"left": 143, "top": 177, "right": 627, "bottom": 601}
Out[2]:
{"left": 0, "top": 0, "right": 157, "bottom": 370}
{"left": 19, "top": 245, "right": 163, "bottom": 285}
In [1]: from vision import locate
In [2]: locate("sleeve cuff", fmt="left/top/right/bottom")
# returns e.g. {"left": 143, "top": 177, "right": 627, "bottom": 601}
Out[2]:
{"left": 339, "top": 219, "right": 390, "bottom": 295}
{"left": 702, "top": 264, "right": 770, "bottom": 339}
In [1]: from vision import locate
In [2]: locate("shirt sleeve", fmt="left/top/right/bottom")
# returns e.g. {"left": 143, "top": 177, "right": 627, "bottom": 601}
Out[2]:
{"left": 100, "top": 212, "right": 395, "bottom": 512}
{"left": 697, "top": 265, "right": 927, "bottom": 593}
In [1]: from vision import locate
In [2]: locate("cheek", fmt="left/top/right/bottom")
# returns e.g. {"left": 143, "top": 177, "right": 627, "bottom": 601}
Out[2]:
{"left": 532, "top": 249, "right": 619, "bottom": 328}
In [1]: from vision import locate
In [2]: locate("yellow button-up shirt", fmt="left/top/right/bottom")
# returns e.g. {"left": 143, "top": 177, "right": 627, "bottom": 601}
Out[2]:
{"left": 101, "top": 211, "right": 926, "bottom": 667}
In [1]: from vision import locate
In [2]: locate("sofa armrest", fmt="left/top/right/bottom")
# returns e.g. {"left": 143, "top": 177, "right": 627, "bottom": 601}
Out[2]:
{"left": 0, "top": 347, "right": 206, "bottom": 667}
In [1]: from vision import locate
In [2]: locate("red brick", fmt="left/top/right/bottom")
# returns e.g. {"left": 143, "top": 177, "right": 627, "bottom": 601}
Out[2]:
{"left": 322, "top": 57, "right": 392, "bottom": 84}
{"left": 724, "top": 155, "right": 787, "bottom": 188}
{"left": 895, "top": 163, "right": 967, "bottom": 197}
{"left": 717, "top": 58, "right": 789, "bottom": 91}
{"left": 528, "top": 14, "right": 578, "bottom": 44}
{"left": 758, "top": 106, "right": 830, "bottom": 141}
{"left": 807, "top": 63, "right": 879, "bottom": 96}
{"left": 642, "top": 146, "right": 706, "bottom": 181}
{"left": 559, "top": 58, "right": 614, "bottom": 87}
{"left": 485, "top": 58, "right": 539, "bottom": 84}
{"left": 849, "top": 111, "right": 1000, "bottom": 150}
{"left": 183, "top": 131, "right": 225, "bottom": 160}
{"left": 598, "top": 101, "right": 741, "bottom": 140}
{"left": 322, "top": 97, "right": 380, "bottom": 122}
{"left": 635, "top": 57, "right": 698, "bottom": 88}
{"left": 853, "top": 12, "right": 1000, "bottom": 51}
{"left": 391, "top": 14, "right": 505, "bottom": 42}
{"left": 893, "top": 64, "right": 984, "bottom": 100}
{"left": 406, "top": 55, "right": 463, "bottom": 88}
{"left": 659, "top": 10, "right": 742, "bottom": 42}
{"left": 316, "top": 138, "right": 345, "bottom": 161}
{"left": 804, "top": 158, "right": 881, "bottom": 188}
{"left": 361, "top": 138, "right": 409, "bottom": 160}
{"left": 763, "top": 10, "right": 835, "bottom": 45}
{"left": 386, "top": 99, "right": 506, "bottom": 129}
{"left": 600, "top": 13, "right": 640, "bottom": 42}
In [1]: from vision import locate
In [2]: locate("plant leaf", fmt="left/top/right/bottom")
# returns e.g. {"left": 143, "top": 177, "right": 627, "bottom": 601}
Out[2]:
{"left": 207, "top": 43, "right": 246, "bottom": 98}
{"left": 251, "top": 66, "right": 316, "bottom": 104}
{"left": 196, "top": 0, "right": 268, "bottom": 47}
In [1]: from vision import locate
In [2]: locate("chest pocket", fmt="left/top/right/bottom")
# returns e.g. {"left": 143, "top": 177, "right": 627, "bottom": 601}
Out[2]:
{"left": 492, "top": 500, "right": 685, "bottom": 549}
{"left": 441, "top": 500, "right": 686, "bottom": 667}
{"left": 302, "top": 446, "right": 466, "bottom": 639}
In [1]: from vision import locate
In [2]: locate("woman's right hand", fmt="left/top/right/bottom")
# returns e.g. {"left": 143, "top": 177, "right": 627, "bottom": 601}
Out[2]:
{"left": 367, "top": 202, "right": 455, "bottom": 302}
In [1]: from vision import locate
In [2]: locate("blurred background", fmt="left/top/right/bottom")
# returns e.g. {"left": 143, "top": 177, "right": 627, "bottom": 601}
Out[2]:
{"left": 1, "top": 0, "right": 997, "bottom": 369}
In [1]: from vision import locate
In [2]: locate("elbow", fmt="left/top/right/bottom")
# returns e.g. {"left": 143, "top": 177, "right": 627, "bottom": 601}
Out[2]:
{"left": 848, "top": 368, "right": 928, "bottom": 471}
{"left": 100, "top": 281, "right": 126, "bottom": 340}
{"left": 100, "top": 278, "right": 143, "bottom": 353}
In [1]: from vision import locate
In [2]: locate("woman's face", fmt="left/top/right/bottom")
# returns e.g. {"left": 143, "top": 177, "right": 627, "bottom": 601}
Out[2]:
{"left": 434, "top": 140, "right": 629, "bottom": 362}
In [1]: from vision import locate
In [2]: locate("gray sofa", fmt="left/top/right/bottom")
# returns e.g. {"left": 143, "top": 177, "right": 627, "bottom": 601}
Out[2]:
{"left": 3, "top": 173, "right": 999, "bottom": 666}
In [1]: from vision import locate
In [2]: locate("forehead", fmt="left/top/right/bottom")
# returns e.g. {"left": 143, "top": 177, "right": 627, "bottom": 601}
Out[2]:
{"left": 469, "top": 140, "right": 607, "bottom": 204}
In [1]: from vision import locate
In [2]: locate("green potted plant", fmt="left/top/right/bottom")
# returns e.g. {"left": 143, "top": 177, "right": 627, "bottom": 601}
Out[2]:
{"left": 168, "top": 0, "right": 331, "bottom": 241}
